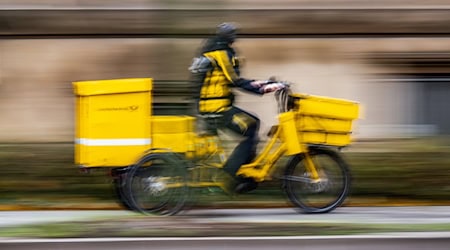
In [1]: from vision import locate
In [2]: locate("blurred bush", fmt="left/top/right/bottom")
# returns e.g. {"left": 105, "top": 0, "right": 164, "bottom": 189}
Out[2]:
{"left": 0, "top": 141, "right": 449, "bottom": 209}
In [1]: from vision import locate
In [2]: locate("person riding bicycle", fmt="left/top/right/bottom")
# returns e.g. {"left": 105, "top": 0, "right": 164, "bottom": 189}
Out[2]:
{"left": 189, "top": 22, "right": 285, "bottom": 193}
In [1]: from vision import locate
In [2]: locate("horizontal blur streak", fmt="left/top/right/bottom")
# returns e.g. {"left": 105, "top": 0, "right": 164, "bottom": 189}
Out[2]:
{"left": 1, "top": 9, "right": 450, "bottom": 37}
{"left": 1, "top": 0, "right": 450, "bottom": 9}
{"left": 0, "top": 1, "right": 450, "bottom": 142}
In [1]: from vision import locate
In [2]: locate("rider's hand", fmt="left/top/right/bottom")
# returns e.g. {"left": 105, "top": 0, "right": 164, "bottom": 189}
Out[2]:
{"left": 250, "top": 80, "right": 267, "bottom": 88}
{"left": 260, "top": 82, "right": 286, "bottom": 93}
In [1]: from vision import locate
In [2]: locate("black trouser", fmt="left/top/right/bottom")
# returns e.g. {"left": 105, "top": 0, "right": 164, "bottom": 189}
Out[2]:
{"left": 220, "top": 106, "right": 260, "bottom": 178}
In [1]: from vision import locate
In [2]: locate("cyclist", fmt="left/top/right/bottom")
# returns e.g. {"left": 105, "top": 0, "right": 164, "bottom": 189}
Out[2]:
{"left": 189, "top": 22, "right": 285, "bottom": 193}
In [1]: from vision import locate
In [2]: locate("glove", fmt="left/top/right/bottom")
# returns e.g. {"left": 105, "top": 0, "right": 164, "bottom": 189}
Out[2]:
{"left": 250, "top": 80, "right": 268, "bottom": 88}
{"left": 260, "top": 82, "right": 286, "bottom": 93}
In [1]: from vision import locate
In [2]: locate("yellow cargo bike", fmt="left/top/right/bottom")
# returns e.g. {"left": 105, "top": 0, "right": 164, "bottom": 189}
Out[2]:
{"left": 73, "top": 78, "right": 359, "bottom": 216}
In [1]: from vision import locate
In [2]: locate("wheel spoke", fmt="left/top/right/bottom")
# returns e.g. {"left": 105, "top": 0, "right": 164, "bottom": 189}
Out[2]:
{"left": 281, "top": 175, "right": 316, "bottom": 183}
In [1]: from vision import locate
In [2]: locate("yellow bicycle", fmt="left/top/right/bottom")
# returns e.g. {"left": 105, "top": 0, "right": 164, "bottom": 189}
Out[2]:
{"left": 73, "top": 78, "right": 359, "bottom": 216}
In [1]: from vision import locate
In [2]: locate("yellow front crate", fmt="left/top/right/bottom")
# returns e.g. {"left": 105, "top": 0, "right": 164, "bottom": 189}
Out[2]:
{"left": 151, "top": 116, "right": 196, "bottom": 153}
{"left": 292, "top": 93, "right": 359, "bottom": 120}
{"left": 291, "top": 93, "right": 360, "bottom": 147}
{"left": 73, "top": 78, "right": 152, "bottom": 167}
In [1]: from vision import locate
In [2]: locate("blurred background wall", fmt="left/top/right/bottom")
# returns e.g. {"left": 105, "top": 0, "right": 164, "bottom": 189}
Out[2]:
{"left": 1, "top": 0, "right": 450, "bottom": 142}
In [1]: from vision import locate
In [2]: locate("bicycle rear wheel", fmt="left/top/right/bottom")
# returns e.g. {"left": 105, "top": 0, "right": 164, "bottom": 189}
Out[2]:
{"left": 125, "top": 153, "right": 189, "bottom": 216}
{"left": 111, "top": 168, "right": 134, "bottom": 211}
{"left": 283, "top": 147, "right": 351, "bottom": 213}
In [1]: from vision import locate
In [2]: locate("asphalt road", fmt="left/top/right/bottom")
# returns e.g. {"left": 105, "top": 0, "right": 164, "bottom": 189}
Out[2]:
{"left": 2, "top": 234, "right": 450, "bottom": 250}
{"left": 1, "top": 207, "right": 449, "bottom": 249}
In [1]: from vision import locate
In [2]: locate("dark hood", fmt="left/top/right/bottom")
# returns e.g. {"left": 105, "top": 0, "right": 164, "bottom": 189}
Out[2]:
{"left": 200, "top": 36, "right": 231, "bottom": 54}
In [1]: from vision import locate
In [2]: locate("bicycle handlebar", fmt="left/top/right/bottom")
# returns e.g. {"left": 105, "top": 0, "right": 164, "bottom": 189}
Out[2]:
{"left": 273, "top": 82, "right": 293, "bottom": 113}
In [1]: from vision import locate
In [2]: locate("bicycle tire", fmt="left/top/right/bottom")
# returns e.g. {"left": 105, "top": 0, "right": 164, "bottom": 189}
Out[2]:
{"left": 124, "top": 153, "right": 189, "bottom": 216}
{"left": 283, "top": 146, "right": 351, "bottom": 213}
{"left": 112, "top": 170, "right": 135, "bottom": 211}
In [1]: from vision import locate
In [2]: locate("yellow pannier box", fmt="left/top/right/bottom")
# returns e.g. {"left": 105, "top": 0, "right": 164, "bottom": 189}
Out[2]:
{"left": 151, "top": 115, "right": 196, "bottom": 153}
{"left": 73, "top": 78, "right": 152, "bottom": 167}
{"left": 291, "top": 93, "right": 359, "bottom": 147}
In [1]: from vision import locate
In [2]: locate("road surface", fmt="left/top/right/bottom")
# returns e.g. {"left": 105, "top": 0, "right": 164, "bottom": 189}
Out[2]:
{"left": 1, "top": 234, "right": 450, "bottom": 250}
{"left": 1, "top": 207, "right": 449, "bottom": 249}
{"left": 1, "top": 206, "right": 450, "bottom": 227}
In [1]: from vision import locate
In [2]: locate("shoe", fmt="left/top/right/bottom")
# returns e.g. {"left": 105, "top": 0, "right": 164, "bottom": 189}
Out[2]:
{"left": 234, "top": 178, "right": 258, "bottom": 194}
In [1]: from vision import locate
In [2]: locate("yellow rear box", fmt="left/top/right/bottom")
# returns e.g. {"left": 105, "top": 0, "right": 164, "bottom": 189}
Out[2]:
{"left": 291, "top": 94, "right": 359, "bottom": 147}
{"left": 73, "top": 78, "right": 152, "bottom": 167}
{"left": 151, "top": 116, "right": 196, "bottom": 153}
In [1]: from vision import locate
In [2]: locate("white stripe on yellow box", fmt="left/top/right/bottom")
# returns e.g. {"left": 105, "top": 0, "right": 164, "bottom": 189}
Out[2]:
{"left": 75, "top": 138, "right": 151, "bottom": 146}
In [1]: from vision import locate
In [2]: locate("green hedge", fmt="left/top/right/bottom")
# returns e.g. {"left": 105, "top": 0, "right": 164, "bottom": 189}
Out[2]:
{"left": 0, "top": 143, "right": 449, "bottom": 207}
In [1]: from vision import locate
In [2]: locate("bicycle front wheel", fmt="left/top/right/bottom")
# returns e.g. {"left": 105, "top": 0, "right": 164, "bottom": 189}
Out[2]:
{"left": 125, "top": 153, "right": 189, "bottom": 216}
{"left": 283, "top": 147, "right": 351, "bottom": 213}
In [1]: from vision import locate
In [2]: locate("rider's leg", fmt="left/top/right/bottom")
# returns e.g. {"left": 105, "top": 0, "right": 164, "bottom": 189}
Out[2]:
{"left": 221, "top": 107, "right": 260, "bottom": 193}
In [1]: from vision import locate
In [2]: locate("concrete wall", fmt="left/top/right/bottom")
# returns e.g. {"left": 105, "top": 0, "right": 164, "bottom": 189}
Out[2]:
{"left": 1, "top": 2, "right": 450, "bottom": 141}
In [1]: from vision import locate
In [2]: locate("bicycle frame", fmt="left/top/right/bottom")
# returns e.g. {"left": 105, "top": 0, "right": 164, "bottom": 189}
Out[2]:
{"left": 236, "top": 125, "right": 287, "bottom": 182}
{"left": 237, "top": 121, "right": 320, "bottom": 182}
{"left": 189, "top": 112, "right": 321, "bottom": 187}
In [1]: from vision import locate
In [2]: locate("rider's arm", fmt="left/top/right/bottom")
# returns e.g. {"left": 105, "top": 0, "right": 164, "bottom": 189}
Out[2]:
{"left": 204, "top": 50, "right": 263, "bottom": 95}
